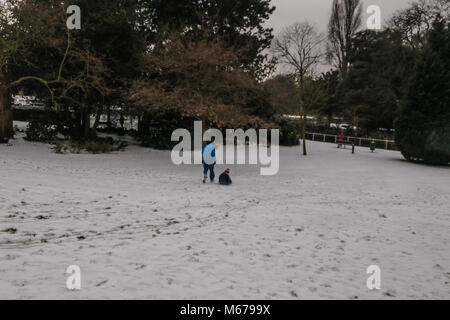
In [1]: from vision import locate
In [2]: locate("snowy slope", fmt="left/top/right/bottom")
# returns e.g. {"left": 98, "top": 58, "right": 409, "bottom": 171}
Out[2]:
{"left": 0, "top": 126, "right": 449, "bottom": 300}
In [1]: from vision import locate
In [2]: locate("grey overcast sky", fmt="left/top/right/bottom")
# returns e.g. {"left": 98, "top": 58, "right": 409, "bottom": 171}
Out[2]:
{"left": 267, "top": 0, "right": 414, "bottom": 35}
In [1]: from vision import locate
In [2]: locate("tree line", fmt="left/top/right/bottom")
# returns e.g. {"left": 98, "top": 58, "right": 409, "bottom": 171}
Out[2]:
{"left": 0, "top": 0, "right": 275, "bottom": 146}
{"left": 0, "top": 0, "right": 449, "bottom": 163}
{"left": 267, "top": 0, "right": 449, "bottom": 162}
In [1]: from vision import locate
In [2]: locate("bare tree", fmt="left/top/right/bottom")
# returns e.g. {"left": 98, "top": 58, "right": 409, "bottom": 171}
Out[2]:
{"left": 388, "top": 0, "right": 450, "bottom": 49}
{"left": 327, "top": 0, "right": 362, "bottom": 76}
{"left": 273, "top": 22, "right": 325, "bottom": 85}
{"left": 272, "top": 22, "right": 325, "bottom": 156}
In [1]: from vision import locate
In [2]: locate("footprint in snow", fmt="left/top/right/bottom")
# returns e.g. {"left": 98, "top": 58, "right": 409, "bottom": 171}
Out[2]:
{"left": 96, "top": 280, "right": 108, "bottom": 287}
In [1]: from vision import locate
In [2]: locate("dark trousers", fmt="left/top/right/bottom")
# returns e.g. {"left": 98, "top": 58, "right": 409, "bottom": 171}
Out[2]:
{"left": 203, "top": 163, "right": 215, "bottom": 181}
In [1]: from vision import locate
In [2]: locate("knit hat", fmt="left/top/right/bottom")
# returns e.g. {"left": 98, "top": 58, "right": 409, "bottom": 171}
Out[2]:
{"left": 225, "top": 168, "right": 230, "bottom": 173}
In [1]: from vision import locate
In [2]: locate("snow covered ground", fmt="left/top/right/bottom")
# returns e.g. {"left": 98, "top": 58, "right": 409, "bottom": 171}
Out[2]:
{"left": 0, "top": 122, "right": 449, "bottom": 300}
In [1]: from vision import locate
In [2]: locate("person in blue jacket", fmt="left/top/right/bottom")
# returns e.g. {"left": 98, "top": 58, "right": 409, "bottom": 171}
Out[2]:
{"left": 202, "top": 139, "right": 216, "bottom": 183}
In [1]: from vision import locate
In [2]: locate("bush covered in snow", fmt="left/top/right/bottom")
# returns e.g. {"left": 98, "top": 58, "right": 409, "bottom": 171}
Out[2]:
{"left": 24, "top": 120, "right": 58, "bottom": 143}
{"left": 52, "top": 138, "right": 128, "bottom": 154}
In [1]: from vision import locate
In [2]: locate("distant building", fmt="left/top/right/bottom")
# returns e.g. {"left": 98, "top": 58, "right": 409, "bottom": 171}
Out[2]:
{"left": 12, "top": 95, "right": 45, "bottom": 110}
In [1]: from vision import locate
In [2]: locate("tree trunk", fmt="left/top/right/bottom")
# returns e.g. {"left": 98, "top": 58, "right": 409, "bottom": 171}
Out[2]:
{"left": 82, "top": 108, "right": 91, "bottom": 141}
{"left": 119, "top": 112, "right": 124, "bottom": 129}
{"left": 302, "top": 112, "right": 307, "bottom": 156}
{"left": 327, "top": 114, "right": 333, "bottom": 127}
{"left": 106, "top": 105, "right": 111, "bottom": 128}
{"left": 137, "top": 115, "right": 141, "bottom": 134}
{"left": 137, "top": 114, "right": 144, "bottom": 135}
{"left": 0, "top": 86, "right": 13, "bottom": 143}
{"left": 93, "top": 105, "right": 103, "bottom": 130}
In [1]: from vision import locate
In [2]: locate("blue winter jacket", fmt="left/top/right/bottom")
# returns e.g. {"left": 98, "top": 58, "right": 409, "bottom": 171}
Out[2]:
{"left": 202, "top": 144, "right": 216, "bottom": 165}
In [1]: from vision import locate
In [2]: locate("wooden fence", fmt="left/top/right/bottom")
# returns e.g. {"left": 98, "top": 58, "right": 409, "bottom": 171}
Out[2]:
{"left": 305, "top": 132, "right": 398, "bottom": 151}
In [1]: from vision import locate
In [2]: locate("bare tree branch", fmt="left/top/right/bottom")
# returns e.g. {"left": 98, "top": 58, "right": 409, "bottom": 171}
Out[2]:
{"left": 271, "top": 22, "right": 325, "bottom": 85}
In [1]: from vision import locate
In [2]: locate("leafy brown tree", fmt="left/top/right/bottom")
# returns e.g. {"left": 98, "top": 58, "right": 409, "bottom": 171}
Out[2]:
{"left": 130, "top": 34, "right": 273, "bottom": 132}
